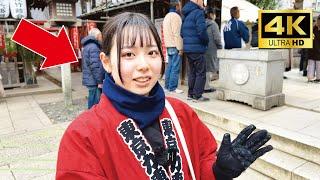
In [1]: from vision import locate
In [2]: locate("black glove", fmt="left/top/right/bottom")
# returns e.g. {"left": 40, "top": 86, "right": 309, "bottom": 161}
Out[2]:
{"left": 213, "top": 124, "right": 273, "bottom": 179}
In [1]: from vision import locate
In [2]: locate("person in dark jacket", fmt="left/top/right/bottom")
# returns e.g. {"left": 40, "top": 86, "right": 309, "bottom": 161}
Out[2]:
{"left": 223, "top": 6, "right": 249, "bottom": 49}
{"left": 251, "top": 19, "right": 258, "bottom": 47}
{"left": 181, "top": 0, "right": 210, "bottom": 101}
{"left": 81, "top": 28, "right": 105, "bottom": 109}
{"left": 299, "top": 48, "right": 308, "bottom": 77}
{"left": 204, "top": 7, "right": 222, "bottom": 93}
{"left": 307, "top": 15, "right": 320, "bottom": 83}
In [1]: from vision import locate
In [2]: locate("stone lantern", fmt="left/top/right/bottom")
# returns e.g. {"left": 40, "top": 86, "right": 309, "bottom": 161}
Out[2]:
{"left": 46, "top": 0, "right": 78, "bottom": 22}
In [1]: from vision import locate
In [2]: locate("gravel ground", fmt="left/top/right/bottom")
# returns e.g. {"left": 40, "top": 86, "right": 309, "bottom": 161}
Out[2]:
{"left": 39, "top": 98, "right": 87, "bottom": 124}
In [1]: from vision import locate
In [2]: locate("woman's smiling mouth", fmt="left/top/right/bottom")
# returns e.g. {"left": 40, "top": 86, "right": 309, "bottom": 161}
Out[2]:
{"left": 134, "top": 76, "right": 151, "bottom": 86}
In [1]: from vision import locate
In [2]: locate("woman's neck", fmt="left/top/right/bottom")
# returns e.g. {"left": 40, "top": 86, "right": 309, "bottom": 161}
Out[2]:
{"left": 102, "top": 73, "right": 165, "bottom": 129}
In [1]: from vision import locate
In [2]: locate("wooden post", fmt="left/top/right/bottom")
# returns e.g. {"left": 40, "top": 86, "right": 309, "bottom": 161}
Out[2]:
{"left": 150, "top": 0, "right": 154, "bottom": 23}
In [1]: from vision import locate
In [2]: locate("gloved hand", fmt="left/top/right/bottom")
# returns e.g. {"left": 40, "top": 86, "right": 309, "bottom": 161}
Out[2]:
{"left": 213, "top": 124, "right": 273, "bottom": 179}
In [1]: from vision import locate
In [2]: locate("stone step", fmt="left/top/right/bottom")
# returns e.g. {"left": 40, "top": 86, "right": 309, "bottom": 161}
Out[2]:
{"left": 235, "top": 167, "right": 273, "bottom": 180}
{"left": 192, "top": 105, "right": 320, "bottom": 166}
{"left": 209, "top": 124, "right": 320, "bottom": 180}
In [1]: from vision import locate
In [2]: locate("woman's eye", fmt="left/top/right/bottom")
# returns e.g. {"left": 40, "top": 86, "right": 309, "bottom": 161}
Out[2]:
{"left": 148, "top": 50, "right": 159, "bottom": 57}
{"left": 122, "top": 52, "right": 134, "bottom": 58}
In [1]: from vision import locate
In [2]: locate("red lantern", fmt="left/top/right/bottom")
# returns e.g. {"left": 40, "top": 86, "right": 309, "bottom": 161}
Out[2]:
{"left": 0, "top": 34, "right": 5, "bottom": 50}
{"left": 69, "top": 26, "right": 80, "bottom": 50}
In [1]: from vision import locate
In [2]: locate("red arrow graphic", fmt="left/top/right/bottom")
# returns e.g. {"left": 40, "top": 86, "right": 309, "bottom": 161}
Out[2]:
{"left": 11, "top": 19, "right": 78, "bottom": 70}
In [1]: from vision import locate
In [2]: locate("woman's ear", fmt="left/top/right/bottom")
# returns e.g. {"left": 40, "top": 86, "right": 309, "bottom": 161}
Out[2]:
{"left": 100, "top": 52, "right": 112, "bottom": 73}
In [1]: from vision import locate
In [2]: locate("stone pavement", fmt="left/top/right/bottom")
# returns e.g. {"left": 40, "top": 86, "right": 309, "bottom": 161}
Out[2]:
{"left": 4, "top": 76, "right": 61, "bottom": 98}
{"left": 0, "top": 122, "right": 70, "bottom": 180}
{"left": 0, "top": 67, "right": 319, "bottom": 179}
{"left": 0, "top": 68, "right": 86, "bottom": 179}
{"left": 283, "top": 69, "right": 320, "bottom": 112}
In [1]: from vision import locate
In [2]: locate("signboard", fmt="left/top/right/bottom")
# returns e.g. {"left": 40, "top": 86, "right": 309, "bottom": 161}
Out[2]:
{"left": 258, "top": 10, "right": 313, "bottom": 48}
{"left": 10, "top": 0, "right": 27, "bottom": 19}
{"left": 0, "top": 0, "right": 10, "bottom": 18}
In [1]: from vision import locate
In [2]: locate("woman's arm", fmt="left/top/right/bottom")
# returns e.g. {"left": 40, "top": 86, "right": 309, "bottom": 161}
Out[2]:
{"left": 56, "top": 120, "right": 107, "bottom": 179}
{"left": 190, "top": 111, "right": 218, "bottom": 180}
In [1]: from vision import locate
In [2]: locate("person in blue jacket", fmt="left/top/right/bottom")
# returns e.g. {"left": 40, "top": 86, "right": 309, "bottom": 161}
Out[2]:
{"left": 81, "top": 28, "right": 105, "bottom": 109}
{"left": 181, "top": 0, "right": 210, "bottom": 102}
{"left": 223, "top": 6, "right": 249, "bottom": 49}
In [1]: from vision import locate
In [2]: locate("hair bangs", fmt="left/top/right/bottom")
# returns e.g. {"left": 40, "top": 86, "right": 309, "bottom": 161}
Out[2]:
{"left": 120, "top": 22, "right": 155, "bottom": 48}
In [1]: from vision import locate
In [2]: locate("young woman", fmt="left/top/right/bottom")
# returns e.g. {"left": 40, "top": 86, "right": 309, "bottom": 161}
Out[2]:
{"left": 56, "top": 12, "right": 273, "bottom": 180}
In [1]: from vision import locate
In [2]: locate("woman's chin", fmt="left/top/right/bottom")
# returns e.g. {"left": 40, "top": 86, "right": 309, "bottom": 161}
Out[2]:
{"left": 131, "top": 86, "right": 155, "bottom": 96}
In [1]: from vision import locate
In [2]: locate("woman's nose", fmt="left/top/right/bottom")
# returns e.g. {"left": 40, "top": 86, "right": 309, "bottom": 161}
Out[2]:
{"left": 136, "top": 55, "right": 149, "bottom": 72}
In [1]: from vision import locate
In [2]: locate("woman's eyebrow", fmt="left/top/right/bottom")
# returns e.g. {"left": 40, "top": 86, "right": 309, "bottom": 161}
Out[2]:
{"left": 121, "top": 46, "right": 134, "bottom": 49}
{"left": 146, "top": 45, "right": 158, "bottom": 48}
{"left": 121, "top": 45, "right": 158, "bottom": 49}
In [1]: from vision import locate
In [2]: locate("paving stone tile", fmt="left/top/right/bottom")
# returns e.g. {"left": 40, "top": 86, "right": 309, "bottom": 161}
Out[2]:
{"left": 300, "top": 121, "right": 320, "bottom": 139}
{"left": 223, "top": 104, "right": 288, "bottom": 120}
{"left": 10, "top": 152, "right": 56, "bottom": 180}
{"left": 256, "top": 108, "right": 320, "bottom": 131}
{"left": 0, "top": 126, "right": 64, "bottom": 166}
{"left": 13, "top": 120, "right": 44, "bottom": 132}
{"left": 292, "top": 162, "right": 320, "bottom": 180}
{"left": 0, "top": 110, "right": 10, "bottom": 119}
{"left": 0, "top": 117, "right": 12, "bottom": 128}
{"left": 0, "top": 165, "right": 14, "bottom": 180}
{"left": 32, "top": 173, "right": 55, "bottom": 180}
{"left": 0, "top": 127, "right": 14, "bottom": 136}
{"left": 10, "top": 112, "right": 38, "bottom": 122}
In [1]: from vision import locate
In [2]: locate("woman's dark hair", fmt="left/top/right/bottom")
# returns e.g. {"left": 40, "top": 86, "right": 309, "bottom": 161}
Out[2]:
{"left": 205, "top": 7, "right": 216, "bottom": 19}
{"left": 102, "top": 12, "right": 165, "bottom": 81}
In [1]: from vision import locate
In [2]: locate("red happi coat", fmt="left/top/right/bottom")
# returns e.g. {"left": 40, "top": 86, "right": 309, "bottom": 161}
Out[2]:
{"left": 56, "top": 95, "right": 218, "bottom": 180}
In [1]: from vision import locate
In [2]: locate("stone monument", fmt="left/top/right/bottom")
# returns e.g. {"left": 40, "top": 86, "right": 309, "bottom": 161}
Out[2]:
{"left": 216, "top": 49, "right": 287, "bottom": 110}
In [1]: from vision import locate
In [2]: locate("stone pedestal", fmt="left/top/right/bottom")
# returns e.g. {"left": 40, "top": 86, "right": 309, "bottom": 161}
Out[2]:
{"left": 216, "top": 49, "right": 287, "bottom": 110}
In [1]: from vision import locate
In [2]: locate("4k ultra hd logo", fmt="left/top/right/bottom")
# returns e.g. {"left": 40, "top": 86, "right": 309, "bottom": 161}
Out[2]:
{"left": 259, "top": 10, "right": 312, "bottom": 48}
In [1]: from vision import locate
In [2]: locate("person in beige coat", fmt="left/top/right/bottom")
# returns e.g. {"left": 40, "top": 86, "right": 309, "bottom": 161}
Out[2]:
{"left": 163, "top": 0, "right": 184, "bottom": 94}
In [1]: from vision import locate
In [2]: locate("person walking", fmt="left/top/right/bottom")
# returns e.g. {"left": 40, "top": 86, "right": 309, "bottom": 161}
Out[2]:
{"left": 204, "top": 7, "right": 222, "bottom": 93}
{"left": 81, "top": 28, "right": 105, "bottom": 109}
{"left": 181, "top": 0, "right": 210, "bottom": 101}
{"left": 223, "top": 6, "right": 249, "bottom": 49}
{"left": 307, "top": 15, "right": 320, "bottom": 83}
{"left": 163, "top": 0, "right": 184, "bottom": 94}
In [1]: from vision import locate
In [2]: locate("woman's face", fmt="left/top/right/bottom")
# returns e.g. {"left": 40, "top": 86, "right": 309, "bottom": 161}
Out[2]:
{"left": 100, "top": 31, "right": 162, "bottom": 96}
